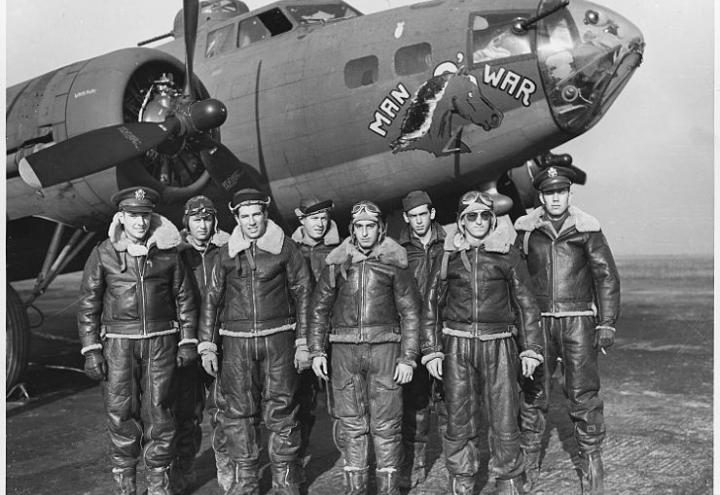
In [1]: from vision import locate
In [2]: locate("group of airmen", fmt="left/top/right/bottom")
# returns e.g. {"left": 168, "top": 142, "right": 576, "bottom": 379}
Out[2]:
{"left": 77, "top": 164, "right": 620, "bottom": 495}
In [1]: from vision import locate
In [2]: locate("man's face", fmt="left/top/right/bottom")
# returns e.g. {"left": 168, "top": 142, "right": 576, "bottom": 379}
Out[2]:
{"left": 403, "top": 204, "right": 434, "bottom": 238}
{"left": 235, "top": 204, "right": 268, "bottom": 240}
{"left": 540, "top": 187, "right": 571, "bottom": 217}
{"left": 121, "top": 211, "right": 151, "bottom": 243}
{"left": 300, "top": 211, "right": 330, "bottom": 242}
{"left": 353, "top": 220, "right": 380, "bottom": 250}
{"left": 188, "top": 214, "right": 214, "bottom": 243}
{"left": 462, "top": 210, "right": 492, "bottom": 242}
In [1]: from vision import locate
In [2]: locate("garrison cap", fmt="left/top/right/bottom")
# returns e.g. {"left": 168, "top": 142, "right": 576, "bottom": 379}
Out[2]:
{"left": 184, "top": 195, "right": 217, "bottom": 218}
{"left": 230, "top": 188, "right": 271, "bottom": 210}
{"left": 533, "top": 166, "right": 579, "bottom": 192}
{"left": 295, "top": 196, "right": 334, "bottom": 218}
{"left": 402, "top": 190, "right": 432, "bottom": 212}
{"left": 111, "top": 186, "right": 160, "bottom": 213}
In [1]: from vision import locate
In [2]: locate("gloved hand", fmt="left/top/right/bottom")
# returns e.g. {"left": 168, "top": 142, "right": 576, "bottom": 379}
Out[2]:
{"left": 394, "top": 362, "right": 414, "bottom": 384}
{"left": 83, "top": 349, "right": 107, "bottom": 381}
{"left": 176, "top": 344, "right": 198, "bottom": 368}
{"left": 312, "top": 356, "right": 329, "bottom": 381}
{"left": 594, "top": 326, "right": 615, "bottom": 350}
{"left": 201, "top": 352, "right": 219, "bottom": 378}
{"left": 294, "top": 344, "right": 311, "bottom": 372}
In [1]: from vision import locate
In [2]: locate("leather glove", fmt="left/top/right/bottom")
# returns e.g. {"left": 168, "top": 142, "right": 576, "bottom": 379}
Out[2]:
{"left": 176, "top": 344, "right": 198, "bottom": 368}
{"left": 294, "top": 345, "right": 311, "bottom": 372}
{"left": 201, "top": 352, "right": 219, "bottom": 378}
{"left": 83, "top": 349, "right": 107, "bottom": 381}
{"left": 594, "top": 326, "right": 615, "bottom": 350}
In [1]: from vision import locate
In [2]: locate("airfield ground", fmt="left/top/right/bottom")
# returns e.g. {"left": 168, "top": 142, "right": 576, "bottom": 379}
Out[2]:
{"left": 5, "top": 256, "right": 713, "bottom": 494}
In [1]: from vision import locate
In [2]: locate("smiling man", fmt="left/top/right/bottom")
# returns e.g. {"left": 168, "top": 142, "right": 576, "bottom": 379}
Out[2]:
{"left": 197, "top": 188, "right": 313, "bottom": 495}
{"left": 77, "top": 186, "right": 198, "bottom": 495}
{"left": 309, "top": 200, "right": 421, "bottom": 495}
{"left": 515, "top": 166, "right": 620, "bottom": 494}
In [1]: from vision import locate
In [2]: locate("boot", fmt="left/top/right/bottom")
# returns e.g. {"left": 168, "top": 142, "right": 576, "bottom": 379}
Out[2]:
{"left": 496, "top": 476, "right": 524, "bottom": 495}
{"left": 522, "top": 448, "right": 541, "bottom": 492}
{"left": 399, "top": 443, "right": 426, "bottom": 488}
{"left": 226, "top": 465, "right": 260, "bottom": 495}
{"left": 215, "top": 450, "right": 234, "bottom": 493}
{"left": 112, "top": 467, "right": 136, "bottom": 495}
{"left": 343, "top": 467, "right": 369, "bottom": 495}
{"left": 270, "top": 463, "right": 301, "bottom": 495}
{"left": 449, "top": 474, "right": 475, "bottom": 495}
{"left": 376, "top": 467, "right": 400, "bottom": 495}
{"left": 170, "top": 457, "right": 196, "bottom": 495}
{"left": 581, "top": 452, "right": 604, "bottom": 494}
{"left": 146, "top": 466, "right": 172, "bottom": 495}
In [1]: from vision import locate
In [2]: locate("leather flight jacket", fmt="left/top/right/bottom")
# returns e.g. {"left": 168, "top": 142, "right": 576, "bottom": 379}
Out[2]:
{"left": 179, "top": 230, "right": 230, "bottom": 296}
{"left": 291, "top": 220, "right": 340, "bottom": 282}
{"left": 198, "top": 220, "right": 313, "bottom": 346}
{"left": 308, "top": 237, "right": 421, "bottom": 367}
{"left": 514, "top": 206, "right": 620, "bottom": 328}
{"left": 398, "top": 221, "right": 447, "bottom": 297}
{"left": 420, "top": 222, "right": 543, "bottom": 360}
{"left": 77, "top": 214, "right": 198, "bottom": 354}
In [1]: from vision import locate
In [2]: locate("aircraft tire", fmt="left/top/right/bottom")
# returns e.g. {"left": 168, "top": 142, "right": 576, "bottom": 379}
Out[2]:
{"left": 6, "top": 284, "right": 30, "bottom": 390}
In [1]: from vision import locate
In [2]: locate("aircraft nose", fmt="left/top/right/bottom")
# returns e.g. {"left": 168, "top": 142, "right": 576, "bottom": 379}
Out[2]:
{"left": 535, "top": 0, "right": 644, "bottom": 134}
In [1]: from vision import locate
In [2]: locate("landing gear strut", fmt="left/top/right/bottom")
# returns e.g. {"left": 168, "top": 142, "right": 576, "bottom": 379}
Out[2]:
{"left": 6, "top": 223, "right": 95, "bottom": 393}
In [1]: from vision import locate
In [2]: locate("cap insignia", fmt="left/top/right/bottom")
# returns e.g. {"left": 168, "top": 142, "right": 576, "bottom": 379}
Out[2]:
{"left": 134, "top": 188, "right": 146, "bottom": 201}
{"left": 547, "top": 167, "right": 558, "bottom": 178}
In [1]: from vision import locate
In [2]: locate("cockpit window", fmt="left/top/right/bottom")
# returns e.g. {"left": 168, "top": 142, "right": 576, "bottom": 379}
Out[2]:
{"left": 238, "top": 17, "right": 270, "bottom": 48}
{"left": 286, "top": 4, "right": 361, "bottom": 24}
{"left": 471, "top": 13, "right": 532, "bottom": 64}
{"left": 206, "top": 24, "right": 236, "bottom": 58}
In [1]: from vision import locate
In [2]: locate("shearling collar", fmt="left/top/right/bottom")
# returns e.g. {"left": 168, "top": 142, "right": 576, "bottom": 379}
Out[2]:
{"left": 181, "top": 229, "right": 230, "bottom": 251}
{"left": 514, "top": 206, "right": 600, "bottom": 234}
{"left": 109, "top": 212, "right": 181, "bottom": 256}
{"left": 227, "top": 219, "right": 284, "bottom": 258}
{"left": 398, "top": 221, "right": 447, "bottom": 247}
{"left": 443, "top": 215, "right": 516, "bottom": 254}
{"left": 291, "top": 220, "right": 340, "bottom": 247}
{"left": 325, "top": 236, "right": 408, "bottom": 269}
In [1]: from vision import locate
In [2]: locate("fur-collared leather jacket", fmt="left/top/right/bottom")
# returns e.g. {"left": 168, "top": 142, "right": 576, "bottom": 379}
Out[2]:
{"left": 420, "top": 219, "right": 543, "bottom": 361}
{"left": 514, "top": 206, "right": 620, "bottom": 329}
{"left": 308, "top": 236, "right": 421, "bottom": 368}
{"left": 398, "top": 221, "right": 448, "bottom": 297}
{"left": 198, "top": 219, "right": 313, "bottom": 346}
{"left": 77, "top": 213, "right": 198, "bottom": 355}
{"left": 179, "top": 229, "right": 230, "bottom": 295}
{"left": 291, "top": 220, "right": 340, "bottom": 282}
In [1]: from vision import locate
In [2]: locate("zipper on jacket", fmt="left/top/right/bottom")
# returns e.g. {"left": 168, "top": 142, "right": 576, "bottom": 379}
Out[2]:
{"left": 250, "top": 243, "right": 259, "bottom": 359}
{"left": 472, "top": 248, "right": 479, "bottom": 324}
{"left": 137, "top": 256, "right": 148, "bottom": 335}
{"left": 359, "top": 260, "right": 366, "bottom": 340}
{"left": 550, "top": 234, "right": 557, "bottom": 313}
{"left": 201, "top": 250, "right": 207, "bottom": 288}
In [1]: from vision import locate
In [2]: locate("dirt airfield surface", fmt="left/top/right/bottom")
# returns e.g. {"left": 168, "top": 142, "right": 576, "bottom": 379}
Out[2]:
{"left": 6, "top": 256, "right": 712, "bottom": 494}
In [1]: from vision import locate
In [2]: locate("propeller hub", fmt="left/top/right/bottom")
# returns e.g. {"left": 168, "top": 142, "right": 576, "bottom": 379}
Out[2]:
{"left": 190, "top": 99, "right": 228, "bottom": 132}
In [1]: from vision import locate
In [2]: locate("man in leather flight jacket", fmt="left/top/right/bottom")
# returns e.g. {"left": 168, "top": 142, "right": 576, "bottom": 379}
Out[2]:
{"left": 421, "top": 191, "right": 543, "bottom": 495}
{"left": 396, "top": 190, "right": 447, "bottom": 488}
{"left": 309, "top": 200, "right": 421, "bottom": 495}
{"left": 291, "top": 197, "right": 342, "bottom": 466}
{"left": 77, "top": 187, "right": 198, "bottom": 495}
{"left": 197, "top": 189, "right": 313, "bottom": 495}
{"left": 175, "top": 195, "right": 231, "bottom": 493}
{"left": 515, "top": 166, "right": 620, "bottom": 495}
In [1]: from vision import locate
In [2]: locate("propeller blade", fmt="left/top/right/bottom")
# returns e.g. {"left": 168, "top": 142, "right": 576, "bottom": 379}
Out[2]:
{"left": 18, "top": 119, "right": 180, "bottom": 189}
{"left": 201, "top": 142, "right": 269, "bottom": 195}
{"left": 183, "top": 0, "right": 199, "bottom": 98}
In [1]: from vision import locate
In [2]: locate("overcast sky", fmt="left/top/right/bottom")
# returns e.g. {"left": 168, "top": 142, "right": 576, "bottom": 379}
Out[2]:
{"left": 5, "top": 0, "right": 715, "bottom": 256}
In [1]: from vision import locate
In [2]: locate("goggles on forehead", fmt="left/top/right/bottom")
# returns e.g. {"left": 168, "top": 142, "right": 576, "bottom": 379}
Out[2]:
{"left": 185, "top": 206, "right": 217, "bottom": 217}
{"left": 464, "top": 211, "right": 494, "bottom": 223}
{"left": 351, "top": 201, "right": 381, "bottom": 216}
{"left": 460, "top": 191, "right": 493, "bottom": 208}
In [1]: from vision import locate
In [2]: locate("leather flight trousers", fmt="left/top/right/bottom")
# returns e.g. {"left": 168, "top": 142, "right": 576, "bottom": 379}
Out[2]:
{"left": 520, "top": 315, "right": 605, "bottom": 456}
{"left": 207, "top": 374, "right": 233, "bottom": 492}
{"left": 219, "top": 332, "right": 301, "bottom": 482}
{"left": 103, "top": 335, "right": 177, "bottom": 470}
{"left": 331, "top": 343, "right": 404, "bottom": 476}
{"left": 443, "top": 335, "right": 523, "bottom": 481}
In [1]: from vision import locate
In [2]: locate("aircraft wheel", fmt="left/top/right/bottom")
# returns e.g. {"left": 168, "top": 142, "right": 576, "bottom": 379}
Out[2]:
{"left": 6, "top": 284, "right": 30, "bottom": 389}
